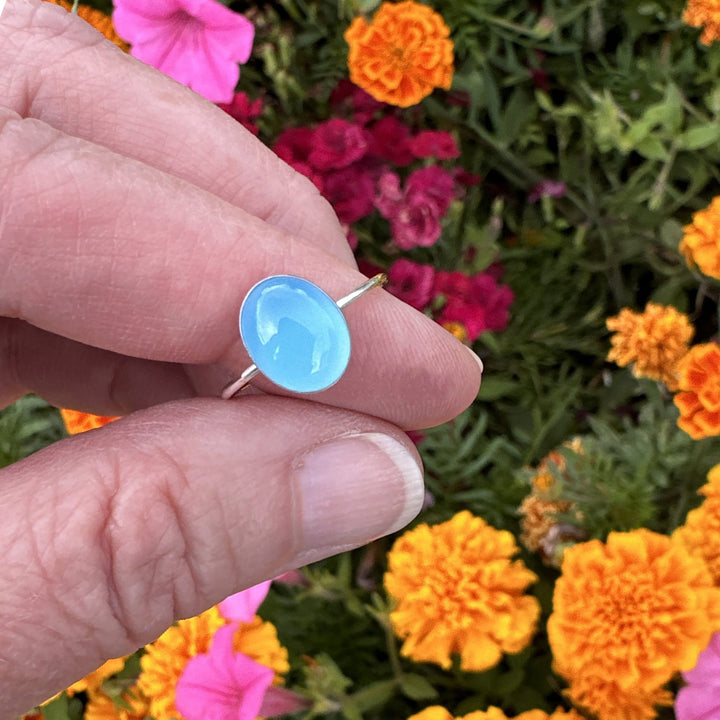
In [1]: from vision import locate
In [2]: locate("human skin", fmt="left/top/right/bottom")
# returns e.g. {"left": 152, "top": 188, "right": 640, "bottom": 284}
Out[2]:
{"left": 0, "top": 1, "right": 482, "bottom": 715}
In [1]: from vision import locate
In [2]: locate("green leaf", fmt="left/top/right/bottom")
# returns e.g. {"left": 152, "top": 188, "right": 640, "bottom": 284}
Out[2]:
{"left": 677, "top": 124, "right": 720, "bottom": 150}
{"left": 399, "top": 673, "right": 439, "bottom": 701}
{"left": 635, "top": 135, "right": 668, "bottom": 160}
{"left": 41, "top": 695, "right": 70, "bottom": 720}
{"left": 478, "top": 377, "right": 519, "bottom": 401}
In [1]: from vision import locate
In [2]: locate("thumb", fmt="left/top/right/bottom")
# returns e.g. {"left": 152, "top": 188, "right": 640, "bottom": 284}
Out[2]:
{"left": 0, "top": 397, "right": 424, "bottom": 717}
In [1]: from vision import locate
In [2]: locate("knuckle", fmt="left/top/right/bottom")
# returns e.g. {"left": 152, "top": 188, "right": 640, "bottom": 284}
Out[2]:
{"left": 92, "top": 445, "right": 202, "bottom": 649}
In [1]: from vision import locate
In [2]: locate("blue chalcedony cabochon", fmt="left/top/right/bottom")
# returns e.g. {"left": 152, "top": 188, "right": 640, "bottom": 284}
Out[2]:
{"left": 239, "top": 275, "right": 351, "bottom": 393}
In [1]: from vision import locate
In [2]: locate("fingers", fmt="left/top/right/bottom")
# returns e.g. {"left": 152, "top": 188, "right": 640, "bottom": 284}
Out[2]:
{"left": 0, "top": 397, "right": 424, "bottom": 717}
{"left": 0, "top": 318, "right": 196, "bottom": 412}
{"left": 0, "top": 0, "right": 354, "bottom": 264}
{"left": 0, "top": 111, "right": 481, "bottom": 428}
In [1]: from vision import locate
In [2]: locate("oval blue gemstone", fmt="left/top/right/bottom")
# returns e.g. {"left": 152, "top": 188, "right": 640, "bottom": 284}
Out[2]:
{"left": 240, "top": 275, "right": 351, "bottom": 393}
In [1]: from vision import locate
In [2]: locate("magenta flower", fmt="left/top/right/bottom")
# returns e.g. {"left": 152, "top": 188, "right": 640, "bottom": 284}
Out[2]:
{"left": 308, "top": 119, "right": 370, "bottom": 171}
{"left": 217, "top": 92, "right": 264, "bottom": 136}
{"left": 375, "top": 168, "right": 456, "bottom": 249}
{"left": 175, "top": 624, "right": 275, "bottom": 720}
{"left": 322, "top": 166, "right": 375, "bottom": 224}
{"left": 409, "top": 130, "right": 460, "bottom": 159}
{"left": 219, "top": 580, "right": 271, "bottom": 623}
{"left": 112, "top": 0, "right": 255, "bottom": 103}
{"left": 676, "top": 632, "right": 720, "bottom": 720}
{"left": 528, "top": 179, "right": 567, "bottom": 204}
{"left": 386, "top": 259, "right": 436, "bottom": 311}
{"left": 369, "top": 116, "right": 415, "bottom": 166}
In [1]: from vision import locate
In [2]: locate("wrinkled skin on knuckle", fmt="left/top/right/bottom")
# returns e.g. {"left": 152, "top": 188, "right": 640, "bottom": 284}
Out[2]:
{"left": 89, "top": 444, "right": 206, "bottom": 651}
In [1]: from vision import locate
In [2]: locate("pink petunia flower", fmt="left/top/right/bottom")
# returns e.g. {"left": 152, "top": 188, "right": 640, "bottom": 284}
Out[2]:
{"left": 528, "top": 179, "right": 567, "bottom": 204}
{"left": 175, "top": 624, "right": 275, "bottom": 720}
{"left": 219, "top": 581, "right": 271, "bottom": 623}
{"left": 113, "top": 0, "right": 255, "bottom": 104}
{"left": 676, "top": 632, "right": 720, "bottom": 720}
{"left": 386, "top": 259, "right": 436, "bottom": 310}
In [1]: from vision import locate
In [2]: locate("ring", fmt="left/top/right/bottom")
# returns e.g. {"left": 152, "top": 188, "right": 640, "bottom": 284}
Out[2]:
{"left": 221, "top": 273, "right": 388, "bottom": 398}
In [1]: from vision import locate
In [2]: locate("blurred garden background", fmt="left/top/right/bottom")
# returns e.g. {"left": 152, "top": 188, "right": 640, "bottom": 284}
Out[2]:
{"left": 9, "top": 0, "right": 720, "bottom": 718}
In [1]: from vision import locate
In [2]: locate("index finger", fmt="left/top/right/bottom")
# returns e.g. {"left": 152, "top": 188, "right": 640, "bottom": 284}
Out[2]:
{"left": 1, "top": 0, "right": 355, "bottom": 264}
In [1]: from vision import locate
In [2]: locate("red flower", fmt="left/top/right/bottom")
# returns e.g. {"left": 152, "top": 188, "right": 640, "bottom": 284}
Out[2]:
{"left": 369, "top": 116, "right": 415, "bottom": 166}
{"left": 329, "top": 79, "right": 385, "bottom": 123}
{"left": 217, "top": 92, "right": 263, "bottom": 136}
{"left": 308, "top": 119, "right": 370, "bottom": 171}
{"left": 434, "top": 270, "right": 514, "bottom": 341}
{"left": 323, "top": 166, "right": 375, "bottom": 224}
{"left": 409, "top": 130, "right": 460, "bottom": 159}
{"left": 386, "top": 259, "right": 436, "bottom": 310}
{"left": 273, "top": 128, "right": 324, "bottom": 190}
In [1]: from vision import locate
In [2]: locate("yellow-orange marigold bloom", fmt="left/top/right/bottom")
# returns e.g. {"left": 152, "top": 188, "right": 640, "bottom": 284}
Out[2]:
{"left": 683, "top": 0, "right": 720, "bottom": 44}
{"left": 441, "top": 321, "right": 469, "bottom": 344}
{"left": 548, "top": 529, "right": 720, "bottom": 720}
{"left": 60, "top": 408, "right": 120, "bottom": 435}
{"left": 606, "top": 303, "right": 693, "bottom": 389}
{"left": 674, "top": 463, "right": 720, "bottom": 584}
{"left": 562, "top": 674, "right": 673, "bottom": 720}
{"left": 408, "top": 707, "right": 582, "bottom": 720}
{"left": 42, "top": 0, "right": 129, "bottom": 49}
{"left": 674, "top": 343, "right": 720, "bottom": 439}
{"left": 85, "top": 686, "right": 150, "bottom": 720}
{"left": 680, "top": 196, "right": 720, "bottom": 277}
{"left": 384, "top": 510, "right": 540, "bottom": 672}
{"left": 344, "top": 1, "right": 454, "bottom": 108}
{"left": 138, "top": 606, "right": 288, "bottom": 720}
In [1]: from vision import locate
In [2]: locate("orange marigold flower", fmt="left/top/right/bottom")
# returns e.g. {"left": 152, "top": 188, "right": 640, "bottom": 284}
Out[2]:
{"left": 408, "top": 707, "right": 582, "bottom": 720}
{"left": 344, "top": 0, "right": 454, "bottom": 108}
{"left": 548, "top": 529, "right": 720, "bottom": 720}
{"left": 674, "top": 463, "right": 720, "bottom": 584}
{"left": 60, "top": 408, "right": 120, "bottom": 435}
{"left": 85, "top": 686, "right": 150, "bottom": 720}
{"left": 606, "top": 303, "right": 693, "bottom": 389}
{"left": 674, "top": 343, "right": 720, "bottom": 439}
{"left": 680, "top": 196, "right": 720, "bottom": 277}
{"left": 683, "top": 0, "right": 720, "bottom": 45}
{"left": 562, "top": 674, "right": 673, "bottom": 720}
{"left": 42, "top": 0, "right": 129, "bottom": 49}
{"left": 384, "top": 510, "right": 540, "bottom": 672}
{"left": 138, "top": 605, "right": 288, "bottom": 720}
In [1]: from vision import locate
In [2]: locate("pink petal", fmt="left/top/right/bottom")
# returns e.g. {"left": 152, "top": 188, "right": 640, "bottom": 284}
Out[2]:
{"left": 684, "top": 633, "right": 720, "bottom": 685}
{"left": 175, "top": 625, "right": 274, "bottom": 720}
{"left": 676, "top": 684, "right": 720, "bottom": 720}
{"left": 219, "top": 581, "right": 272, "bottom": 623}
{"left": 260, "top": 686, "right": 312, "bottom": 717}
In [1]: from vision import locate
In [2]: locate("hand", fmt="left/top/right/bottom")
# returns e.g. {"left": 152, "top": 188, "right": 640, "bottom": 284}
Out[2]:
{"left": 0, "top": 1, "right": 482, "bottom": 715}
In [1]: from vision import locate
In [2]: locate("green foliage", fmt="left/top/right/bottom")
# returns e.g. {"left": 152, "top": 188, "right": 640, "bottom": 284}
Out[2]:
{"left": 0, "top": 396, "right": 64, "bottom": 469}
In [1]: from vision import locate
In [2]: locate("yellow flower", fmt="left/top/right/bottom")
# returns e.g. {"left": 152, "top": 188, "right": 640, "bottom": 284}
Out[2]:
{"left": 408, "top": 707, "right": 582, "bottom": 720}
{"left": 674, "top": 463, "right": 720, "bottom": 584}
{"left": 138, "top": 606, "right": 288, "bottom": 720}
{"left": 441, "top": 321, "right": 469, "bottom": 344}
{"left": 85, "top": 686, "right": 150, "bottom": 720}
{"left": 674, "top": 343, "right": 720, "bottom": 439}
{"left": 680, "top": 196, "right": 720, "bottom": 277}
{"left": 606, "top": 303, "right": 693, "bottom": 389}
{"left": 345, "top": 1, "right": 454, "bottom": 107}
{"left": 683, "top": 0, "right": 720, "bottom": 44}
{"left": 562, "top": 675, "right": 673, "bottom": 720}
{"left": 40, "top": 656, "right": 127, "bottom": 706}
{"left": 384, "top": 510, "right": 540, "bottom": 672}
{"left": 548, "top": 529, "right": 720, "bottom": 720}
{"left": 60, "top": 408, "right": 120, "bottom": 435}
{"left": 42, "top": 0, "right": 129, "bottom": 49}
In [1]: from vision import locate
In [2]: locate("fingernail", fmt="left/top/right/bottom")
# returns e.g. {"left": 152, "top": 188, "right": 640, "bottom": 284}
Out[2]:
{"left": 466, "top": 345, "right": 484, "bottom": 373}
{"left": 293, "top": 432, "right": 424, "bottom": 562}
